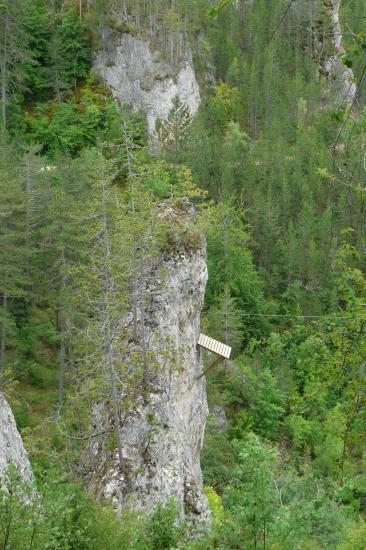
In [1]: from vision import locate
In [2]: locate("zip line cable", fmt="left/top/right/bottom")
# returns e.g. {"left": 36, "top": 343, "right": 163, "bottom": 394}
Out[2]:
{"left": 268, "top": 0, "right": 297, "bottom": 43}
{"left": 204, "top": 312, "right": 365, "bottom": 321}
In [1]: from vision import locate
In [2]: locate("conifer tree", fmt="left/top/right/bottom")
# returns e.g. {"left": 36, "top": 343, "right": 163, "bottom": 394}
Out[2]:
{"left": 60, "top": 147, "right": 130, "bottom": 467}
{"left": 20, "top": 145, "right": 45, "bottom": 293}
{"left": 205, "top": 201, "right": 265, "bottom": 341}
{"left": 208, "top": 285, "right": 243, "bottom": 356}
{"left": 47, "top": 8, "right": 91, "bottom": 100}
{"left": 44, "top": 154, "right": 98, "bottom": 410}
{"left": 220, "top": 121, "right": 249, "bottom": 197}
{"left": 0, "top": 0, "right": 34, "bottom": 128}
{"left": 0, "top": 139, "right": 27, "bottom": 386}
{"left": 156, "top": 96, "right": 192, "bottom": 165}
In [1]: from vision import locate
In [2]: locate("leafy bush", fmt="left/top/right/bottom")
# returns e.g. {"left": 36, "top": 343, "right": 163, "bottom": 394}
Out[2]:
{"left": 0, "top": 467, "right": 186, "bottom": 550}
{"left": 141, "top": 500, "right": 186, "bottom": 549}
{"left": 23, "top": 80, "right": 122, "bottom": 157}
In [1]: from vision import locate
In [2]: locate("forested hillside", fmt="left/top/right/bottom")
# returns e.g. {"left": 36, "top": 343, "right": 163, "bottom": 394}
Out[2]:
{"left": 2, "top": 0, "right": 366, "bottom": 548}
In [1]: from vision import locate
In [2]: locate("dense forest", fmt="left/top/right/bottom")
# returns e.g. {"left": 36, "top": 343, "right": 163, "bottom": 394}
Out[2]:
{"left": 2, "top": 0, "right": 366, "bottom": 548}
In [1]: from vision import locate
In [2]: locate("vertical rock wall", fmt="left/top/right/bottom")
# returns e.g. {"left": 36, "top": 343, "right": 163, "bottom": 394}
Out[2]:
{"left": 83, "top": 204, "right": 209, "bottom": 525}
{"left": 311, "top": 0, "right": 356, "bottom": 103}
{"left": 0, "top": 393, "right": 33, "bottom": 484}
{"left": 94, "top": 31, "right": 201, "bottom": 135}
{"left": 323, "top": 0, "right": 356, "bottom": 103}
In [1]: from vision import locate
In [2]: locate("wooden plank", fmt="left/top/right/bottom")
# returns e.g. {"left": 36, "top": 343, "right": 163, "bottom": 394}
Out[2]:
{"left": 197, "top": 333, "right": 231, "bottom": 359}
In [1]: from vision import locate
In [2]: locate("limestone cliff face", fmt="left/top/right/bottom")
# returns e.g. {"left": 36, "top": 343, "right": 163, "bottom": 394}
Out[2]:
{"left": 0, "top": 393, "right": 33, "bottom": 483}
{"left": 314, "top": 0, "right": 356, "bottom": 103}
{"left": 83, "top": 204, "right": 209, "bottom": 524}
{"left": 94, "top": 31, "right": 200, "bottom": 134}
{"left": 323, "top": 0, "right": 356, "bottom": 103}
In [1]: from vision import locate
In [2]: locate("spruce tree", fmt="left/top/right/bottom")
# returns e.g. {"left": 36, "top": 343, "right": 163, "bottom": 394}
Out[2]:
{"left": 0, "top": 0, "right": 34, "bottom": 128}
{"left": 156, "top": 95, "right": 192, "bottom": 165}
{"left": 0, "top": 138, "right": 27, "bottom": 386}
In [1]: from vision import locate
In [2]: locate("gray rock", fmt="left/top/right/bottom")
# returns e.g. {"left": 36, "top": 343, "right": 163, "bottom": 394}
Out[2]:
{"left": 323, "top": 0, "right": 356, "bottom": 103}
{"left": 83, "top": 206, "right": 210, "bottom": 525}
{"left": 0, "top": 393, "right": 33, "bottom": 484}
{"left": 325, "top": 56, "right": 356, "bottom": 104}
{"left": 94, "top": 32, "right": 200, "bottom": 134}
{"left": 307, "top": 0, "right": 356, "bottom": 104}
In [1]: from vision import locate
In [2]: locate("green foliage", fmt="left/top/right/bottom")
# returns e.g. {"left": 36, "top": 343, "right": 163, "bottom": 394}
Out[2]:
{"left": 206, "top": 285, "right": 243, "bottom": 355}
{"left": 206, "top": 0, "right": 234, "bottom": 19}
{"left": 204, "top": 200, "right": 266, "bottom": 342}
{"left": 30, "top": 6, "right": 91, "bottom": 102}
{"left": 0, "top": 467, "right": 186, "bottom": 550}
{"left": 201, "top": 416, "right": 235, "bottom": 488}
{"left": 196, "top": 436, "right": 357, "bottom": 550}
{"left": 156, "top": 95, "right": 193, "bottom": 163}
{"left": 223, "top": 434, "right": 279, "bottom": 546}
{"left": 50, "top": 9, "right": 91, "bottom": 90}
{"left": 3, "top": 0, "right": 366, "bottom": 548}
{"left": 141, "top": 500, "right": 186, "bottom": 549}
{"left": 227, "top": 357, "right": 285, "bottom": 440}
{"left": 0, "top": 2, "right": 93, "bottom": 129}
{"left": 23, "top": 77, "right": 124, "bottom": 156}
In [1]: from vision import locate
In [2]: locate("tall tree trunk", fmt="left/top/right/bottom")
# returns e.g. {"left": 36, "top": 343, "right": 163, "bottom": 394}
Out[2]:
{"left": 1, "top": 14, "right": 9, "bottom": 130}
{"left": 24, "top": 150, "right": 34, "bottom": 295}
{"left": 100, "top": 162, "right": 124, "bottom": 471}
{"left": 0, "top": 294, "right": 7, "bottom": 388}
{"left": 139, "top": 238, "right": 148, "bottom": 395}
{"left": 57, "top": 247, "right": 67, "bottom": 410}
{"left": 1, "top": 74, "right": 6, "bottom": 130}
{"left": 57, "top": 310, "right": 66, "bottom": 410}
{"left": 123, "top": 122, "right": 138, "bottom": 339}
{"left": 107, "top": 331, "right": 124, "bottom": 470}
{"left": 55, "top": 67, "right": 61, "bottom": 103}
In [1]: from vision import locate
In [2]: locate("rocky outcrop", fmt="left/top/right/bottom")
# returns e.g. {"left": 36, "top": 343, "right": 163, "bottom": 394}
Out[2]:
{"left": 83, "top": 203, "right": 209, "bottom": 525}
{"left": 0, "top": 393, "right": 33, "bottom": 484}
{"left": 316, "top": 0, "right": 356, "bottom": 103}
{"left": 94, "top": 31, "right": 200, "bottom": 134}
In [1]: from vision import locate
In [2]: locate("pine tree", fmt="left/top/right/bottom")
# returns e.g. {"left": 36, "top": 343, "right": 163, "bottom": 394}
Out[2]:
{"left": 208, "top": 285, "right": 243, "bottom": 356}
{"left": 59, "top": 147, "right": 131, "bottom": 468}
{"left": 220, "top": 121, "right": 249, "bottom": 197}
{"left": 205, "top": 201, "right": 265, "bottom": 342}
{"left": 156, "top": 96, "right": 192, "bottom": 165}
{"left": 46, "top": 8, "right": 91, "bottom": 100}
{"left": 44, "top": 153, "right": 98, "bottom": 410}
{"left": 0, "top": 138, "right": 27, "bottom": 385}
{"left": 0, "top": 0, "right": 34, "bottom": 128}
{"left": 20, "top": 145, "right": 45, "bottom": 293}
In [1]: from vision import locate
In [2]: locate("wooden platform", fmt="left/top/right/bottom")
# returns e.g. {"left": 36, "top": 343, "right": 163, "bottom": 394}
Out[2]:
{"left": 197, "top": 333, "right": 231, "bottom": 359}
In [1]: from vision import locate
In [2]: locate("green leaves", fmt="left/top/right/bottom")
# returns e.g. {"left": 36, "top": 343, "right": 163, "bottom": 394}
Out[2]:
{"left": 156, "top": 95, "right": 193, "bottom": 163}
{"left": 206, "top": 0, "right": 233, "bottom": 18}
{"left": 205, "top": 200, "right": 266, "bottom": 343}
{"left": 341, "top": 52, "right": 354, "bottom": 69}
{"left": 341, "top": 27, "right": 366, "bottom": 71}
{"left": 23, "top": 78, "right": 123, "bottom": 157}
{"left": 50, "top": 9, "right": 91, "bottom": 88}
